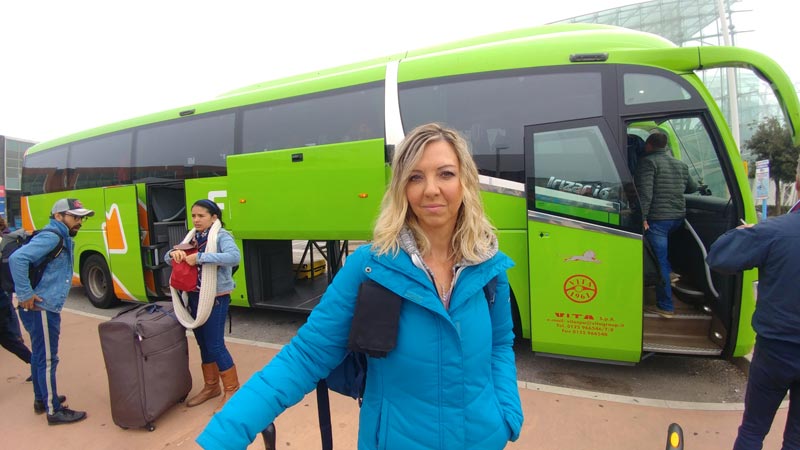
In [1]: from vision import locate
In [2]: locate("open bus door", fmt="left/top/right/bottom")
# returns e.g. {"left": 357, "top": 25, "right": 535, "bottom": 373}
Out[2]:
{"left": 524, "top": 119, "right": 643, "bottom": 363}
{"left": 619, "top": 45, "right": 800, "bottom": 357}
{"left": 83, "top": 184, "right": 148, "bottom": 307}
{"left": 142, "top": 181, "right": 188, "bottom": 300}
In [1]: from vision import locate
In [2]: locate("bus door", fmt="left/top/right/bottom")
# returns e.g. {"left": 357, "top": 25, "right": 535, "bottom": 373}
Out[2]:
{"left": 524, "top": 119, "right": 643, "bottom": 363}
{"left": 92, "top": 184, "right": 148, "bottom": 304}
{"left": 143, "top": 181, "right": 188, "bottom": 299}
{"left": 627, "top": 116, "right": 733, "bottom": 357}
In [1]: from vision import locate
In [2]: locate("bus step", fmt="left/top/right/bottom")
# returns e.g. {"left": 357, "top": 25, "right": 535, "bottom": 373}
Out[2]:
{"left": 643, "top": 312, "right": 710, "bottom": 337}
{"left": 642, "top": 336, "right": 722, "bottom": 356}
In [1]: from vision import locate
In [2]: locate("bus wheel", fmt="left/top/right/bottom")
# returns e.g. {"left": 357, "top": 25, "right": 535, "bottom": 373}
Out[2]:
{"left": 81, "top": 254, "right": 119, "bottom": 309}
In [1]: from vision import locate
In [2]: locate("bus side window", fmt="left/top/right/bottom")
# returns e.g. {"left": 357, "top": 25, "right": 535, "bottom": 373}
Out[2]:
{"left": 44, "top": 169, "right": 67, "bottom": 194}
{"left": 528, "top": 122, "right": 633, "bottom": 230}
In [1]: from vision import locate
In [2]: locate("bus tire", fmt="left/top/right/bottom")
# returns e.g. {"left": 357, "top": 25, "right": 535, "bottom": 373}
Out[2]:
{"left": 81, "top": 254, "right": 119, "bottom": 309}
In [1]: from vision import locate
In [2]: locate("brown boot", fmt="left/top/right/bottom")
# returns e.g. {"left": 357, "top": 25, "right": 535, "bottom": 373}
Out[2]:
{"left": 186, "top": 363, "right": 221, "bottom": 407}
{"left": 215, "top": 365, "right": 240, "bottom": 413}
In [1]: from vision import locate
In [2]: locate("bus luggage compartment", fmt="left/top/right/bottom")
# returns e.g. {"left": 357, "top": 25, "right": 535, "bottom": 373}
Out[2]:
{"left": 227, "top": 140, "right": 386, "bottom": 241}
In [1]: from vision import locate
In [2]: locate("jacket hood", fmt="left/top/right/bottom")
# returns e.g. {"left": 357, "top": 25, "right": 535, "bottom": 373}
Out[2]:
{"left": 363, "top": 231, "right": 512, "bottom": 317}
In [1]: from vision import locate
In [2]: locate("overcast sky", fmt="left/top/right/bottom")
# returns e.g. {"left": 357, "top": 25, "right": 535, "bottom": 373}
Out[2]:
{"left": 1, "top": 0, "right": 797, "bottom": 143}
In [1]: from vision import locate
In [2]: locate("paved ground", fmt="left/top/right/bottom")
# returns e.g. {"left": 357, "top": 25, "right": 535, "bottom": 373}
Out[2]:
{"left": 2, "top": 308, "right": 792, "bottom": 449}
{"left": 64, "top": 288, "right": 752, "bottom": 404}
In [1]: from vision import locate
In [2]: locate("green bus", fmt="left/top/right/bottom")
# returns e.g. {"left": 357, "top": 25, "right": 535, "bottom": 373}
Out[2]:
{"left": 20, "top": 24, "right": 800, "bottom": 363}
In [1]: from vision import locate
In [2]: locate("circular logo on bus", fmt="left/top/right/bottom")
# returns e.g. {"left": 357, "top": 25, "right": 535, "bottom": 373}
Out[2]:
{"left": 563, "top": 274, "right": 598, "bottom": 303}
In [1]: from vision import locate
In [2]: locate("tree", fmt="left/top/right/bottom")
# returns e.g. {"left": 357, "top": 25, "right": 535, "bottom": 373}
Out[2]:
{"left": 744, "top": 116, "right": 800, "bottom": 209}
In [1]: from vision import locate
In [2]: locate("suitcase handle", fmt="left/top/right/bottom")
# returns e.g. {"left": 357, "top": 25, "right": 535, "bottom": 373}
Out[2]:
{"left": 132, "top": 304, "right": 181, "bottom": 340}
{"left": 136, "top": 304, "right": 166, "bottom": 316}
{"left": 112, "top": 303, "right": 167, "bottom": 320}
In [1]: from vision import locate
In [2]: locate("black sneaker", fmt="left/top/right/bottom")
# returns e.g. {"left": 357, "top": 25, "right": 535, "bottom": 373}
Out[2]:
{"left": 34, "top": 395, "right": 67, "bottom": 414}
{"left": 47, "top": 407, "right": 86, "bottom": 425}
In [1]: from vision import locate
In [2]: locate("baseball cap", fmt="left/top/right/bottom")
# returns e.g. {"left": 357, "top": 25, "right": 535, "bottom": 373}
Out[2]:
{"left": 51, "top": 198, "right": 95, "bottom": 217}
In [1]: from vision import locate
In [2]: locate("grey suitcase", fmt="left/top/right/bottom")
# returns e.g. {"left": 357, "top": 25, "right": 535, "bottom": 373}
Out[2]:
{"left": 98, "top": 301, "right": 192, "bottom": 431}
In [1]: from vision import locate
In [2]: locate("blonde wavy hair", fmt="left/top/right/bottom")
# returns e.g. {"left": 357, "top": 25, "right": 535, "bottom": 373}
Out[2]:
{"left": 372, "top": 123, "right": 495, "bottom": 262}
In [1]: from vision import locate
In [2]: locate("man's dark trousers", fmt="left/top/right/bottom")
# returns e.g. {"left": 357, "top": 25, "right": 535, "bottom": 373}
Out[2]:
{"left": 734, "top": 336, "right": 800, "bottom": 449}
{"left": 19, "top": 308, "right": 64, "bottom": 415}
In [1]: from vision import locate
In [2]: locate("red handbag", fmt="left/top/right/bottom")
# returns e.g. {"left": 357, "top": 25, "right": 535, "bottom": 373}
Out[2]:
{"left": 169, "top": 243, "right": 199, "bottom": 292}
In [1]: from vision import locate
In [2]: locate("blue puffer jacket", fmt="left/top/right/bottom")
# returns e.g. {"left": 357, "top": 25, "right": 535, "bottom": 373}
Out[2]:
{"left": 9, "top": 219, "right": 74, "bottom": 313}
{"left": 197, "top": 245, "right": 523, "bottom": 449}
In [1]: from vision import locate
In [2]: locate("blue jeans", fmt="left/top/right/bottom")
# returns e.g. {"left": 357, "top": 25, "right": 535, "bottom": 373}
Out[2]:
{"left": 19, "top": 308, "right": 64, "bottom": 414}
{"left": 734, "top": 337, "right": 800, "bottom": 450}
{"left": 188, "top": 292, "right": 234, "bottom": 371}
{"left": 645, "top": 218, "right": 684, "bottom": 311}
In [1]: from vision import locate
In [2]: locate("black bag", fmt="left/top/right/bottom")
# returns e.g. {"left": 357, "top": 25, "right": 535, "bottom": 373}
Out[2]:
{"left": 0, "top": 229, "right": 64, "bottom": 293}
{"left": 325, "top": 280, "right": 402, "bottom": 402}
{"left": 326, "top": 277, "right": 499, "bottom": 402}
{"left": 315, "top": 277, "right": 499, "bottom": 450}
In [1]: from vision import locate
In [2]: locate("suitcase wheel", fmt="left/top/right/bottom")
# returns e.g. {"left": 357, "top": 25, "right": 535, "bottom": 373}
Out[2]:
{"left": 146, "top": 423, "right": 156, "bottom": 432}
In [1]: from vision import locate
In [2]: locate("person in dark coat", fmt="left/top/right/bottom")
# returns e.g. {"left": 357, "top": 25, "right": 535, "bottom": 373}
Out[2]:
{"left": 635, "top": 130, "right": 697, "bottom": 318}
{"left": 706, "top": 158, "right": 800, "bottom": 450}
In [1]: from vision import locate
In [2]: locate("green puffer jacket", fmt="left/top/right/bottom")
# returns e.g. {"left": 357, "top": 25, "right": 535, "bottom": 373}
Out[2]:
{"left": 635, "top": 148, "right": 698, "bottom": 221}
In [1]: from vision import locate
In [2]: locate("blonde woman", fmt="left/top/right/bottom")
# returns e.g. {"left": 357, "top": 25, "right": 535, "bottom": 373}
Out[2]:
{"left": 199, "top": 123, "right": 523, "bottom": 449}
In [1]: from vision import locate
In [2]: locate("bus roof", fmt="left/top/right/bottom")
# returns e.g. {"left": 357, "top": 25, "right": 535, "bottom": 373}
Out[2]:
{"left": 25, "top": 23, "right": 679, "bottom": 156}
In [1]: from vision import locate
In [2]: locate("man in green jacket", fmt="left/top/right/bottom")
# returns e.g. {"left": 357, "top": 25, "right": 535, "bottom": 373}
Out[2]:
{"left": 635, "top": 130, "right": 698, "bottom": 318}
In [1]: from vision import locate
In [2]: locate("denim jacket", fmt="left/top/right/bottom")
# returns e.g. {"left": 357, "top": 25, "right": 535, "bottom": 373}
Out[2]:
{"left": 9, "top": 219, "right": 74, "bottom": 313}
{"left": 165, "top": 229, "right": 240, "bottom": 295}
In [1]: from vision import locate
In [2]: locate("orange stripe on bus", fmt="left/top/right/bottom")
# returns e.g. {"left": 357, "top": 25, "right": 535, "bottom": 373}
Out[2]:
{"left": 21, "top": 197, "right": 34, "bottom": 232}
{"left": 106, "top": 206, "right": 126, "bottom": 251}
{"left": 113, "top": 278, "right": 134, "bottom": 301}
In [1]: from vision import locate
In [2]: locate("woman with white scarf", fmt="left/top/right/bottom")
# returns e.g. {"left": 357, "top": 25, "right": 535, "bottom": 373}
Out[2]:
{"left": 166, "top": 199, "right": 241, "bottom": 412}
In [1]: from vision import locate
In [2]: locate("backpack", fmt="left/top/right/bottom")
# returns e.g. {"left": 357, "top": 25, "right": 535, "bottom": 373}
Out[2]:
{"left": 0, "top": 229, "right": 65, "bottom": 293}
{"left": 325, "top": 276, "right": 499, "bottom": 403}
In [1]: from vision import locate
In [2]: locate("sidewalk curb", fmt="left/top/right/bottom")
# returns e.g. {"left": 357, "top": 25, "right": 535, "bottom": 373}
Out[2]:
{"left": 63, "top": 307, "right": 767, "bottom": 411}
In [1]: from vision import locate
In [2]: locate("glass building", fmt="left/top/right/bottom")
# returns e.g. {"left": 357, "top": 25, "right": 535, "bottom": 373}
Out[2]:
{"left": 557, "top": 0, "right": 784, "bottom": 157}
{"left": 1, "top": 135, "right": 36, "bottom": 229}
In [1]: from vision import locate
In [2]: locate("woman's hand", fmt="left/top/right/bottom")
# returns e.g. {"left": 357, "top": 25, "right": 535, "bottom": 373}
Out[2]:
{"left": 185, "top": 253, "right": 198, "bottom": 266}
{"left": 171, "top": 249, "right": 187, "bottom": 263}
{"left": 172, "top": 249, "right": 198, "bottom": 265}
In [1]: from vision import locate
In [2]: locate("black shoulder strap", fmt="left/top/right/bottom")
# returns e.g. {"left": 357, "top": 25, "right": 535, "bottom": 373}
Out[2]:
{"left": 33, "top": 229, "right": 65, "bottom": 262}
{"left": 484, "top": 276, "right": 498, "bottom": 308}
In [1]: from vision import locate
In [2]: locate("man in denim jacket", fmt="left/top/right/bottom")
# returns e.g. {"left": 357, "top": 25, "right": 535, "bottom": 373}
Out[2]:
{"left": 10, "top": 198, "right": 94, "bottom": 425}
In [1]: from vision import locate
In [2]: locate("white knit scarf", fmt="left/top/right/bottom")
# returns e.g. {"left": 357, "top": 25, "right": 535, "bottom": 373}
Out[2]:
{"left": 170, "top": 219, "right": 221, "bottom": 329}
